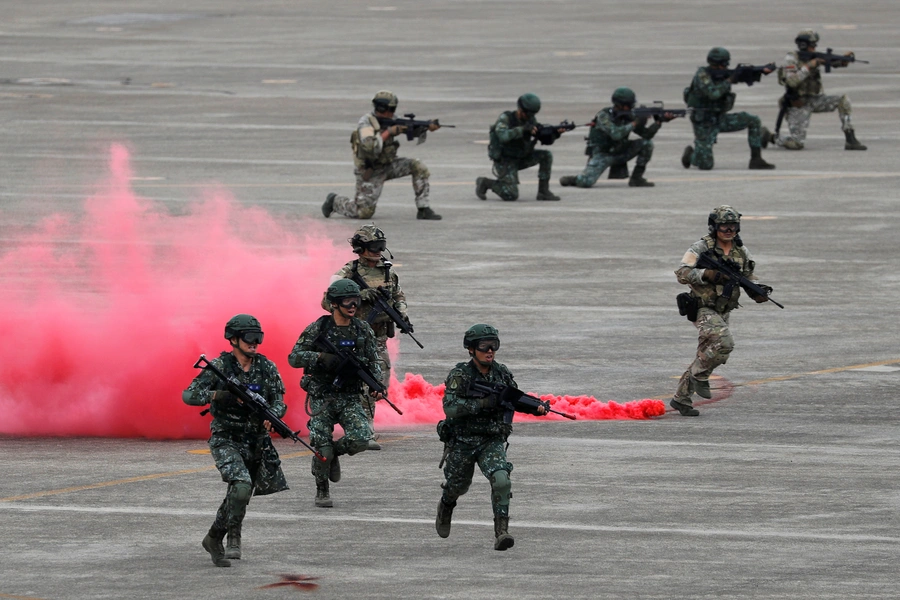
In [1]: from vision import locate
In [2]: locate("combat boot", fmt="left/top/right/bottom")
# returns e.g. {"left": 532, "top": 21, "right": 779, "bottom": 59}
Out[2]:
{"left": 536, "top": 179, "right": 560, "bottom": 201}
{"left": 475, "top": 177, "right": 494, "bottom": 200}
{"left": 224, "top": 525, "right": 241, "bottom": 560}
{"left": 417, "top": 207, "right": 442, "bottom": 220}
{"left": 608, "top": 163, "right": 629, "bottom": 179}
{"left": 366, "top": 439, "right": 382, "bottom": 450}
{"left": 670, "top": 398, "right": 700, "bottom": 417}
{"left": 690, "top": 375, "right": 712, "bottom": 399}
{"left": 315, "top": 480, "right": 333, "bottom": 508}
{"left": 681, "top": 146, "right": 693, "bottom": 169}
{"left": 493, "top": 516, "right": 515, "bottom": 551}
{"left": 202, "top": 526, "right": 231, "bottom": 567}
{"left": 558, "top": 175, "right": 578, "bottom": 187}
{"left": 628, "top": 165, "right": 654, "bottom": 187}
{"left": 435, "top": 499, "right": 455, "bottom": 538}
{"left": 322, "top": 192, "right": 336, "bottom": 218}
{"left": 760, "top": 126, "right": 774, "bottom": 149}
{"left": 844, "top": 130, "right": 867, "bottom": 151}
{"left": 748, "top": 147, "right": 775, "bottom": 170}
{"left": 328, "top": 454, "right": 341, "bottom": 483}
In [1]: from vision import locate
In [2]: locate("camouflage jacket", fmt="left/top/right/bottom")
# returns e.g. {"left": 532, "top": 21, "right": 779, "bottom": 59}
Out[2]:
{"left": 489, "top": 110, "right": 540, "bottom": 161}
{"left": 778, "top": 51, "right": 825, "bottom": 98}
{"left": 676, "top": 235, "right": 757, "bottom": 313}
{"left": 351, "top": 111, "right": 401, "bottom": 171}
{"left": 686, "top": 67, "right": 736, "bottom": 120}
{"left": 183, "top": 351, "right": 286, "bottom": 436}
{"left": 587, "top": 107, "right": 661, "bottom": 155}
{"left": 320, "top": 259, "right": 408, "bottom": 337}
{"left": 288, "top": 315, "right": 383, "bottom": 397}
{"left": 441, "top": 359, "right": 517, "bottom": 438}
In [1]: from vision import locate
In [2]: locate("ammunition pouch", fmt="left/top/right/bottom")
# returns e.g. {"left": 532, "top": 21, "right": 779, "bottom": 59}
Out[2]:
{"left": 677, "top": 292, "right": 700, "bottom": 322}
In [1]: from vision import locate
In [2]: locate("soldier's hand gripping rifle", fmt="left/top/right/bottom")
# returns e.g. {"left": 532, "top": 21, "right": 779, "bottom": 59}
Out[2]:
{"left": 612, "top": 101, "right": 689, "bottom": 123}
{"left": 709, "top": 63, "right": 777, "bottom": 86}
{"left": 695, "top": 251, "right": 784, "bottom": 309}
{"left": 799, "top": 49, "right": 868, "bottom": 73}
{"left": 376, "top": 113, "right": 455, "bottom": 144}
{"left": 192, "top": 354, "right": 326, "bottom": 461}
{"left": 312, "top": 334, "right": 403, "bottom": 415}
{"left": 467, "top": 380, "right": 576, "bottom": 424}
{"left": 350, "top": 261, "right": 424, "bottom": 349}
{"left": 528, "top": 120, "right": 578, "bottom": 145}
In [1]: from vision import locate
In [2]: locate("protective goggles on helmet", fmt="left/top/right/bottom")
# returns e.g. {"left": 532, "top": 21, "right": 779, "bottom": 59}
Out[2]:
{"left": 475, "top": 339, "right": 500, "bottom": 353}
{"left": 339, "top": 297, "right": 361, "bottom": 309}
{"left": 240, "top": 330, "right": 264, "bottom": 345}
{"left": 361, "top": 240, "right": 387, "bottom": 253}
{"left": 716, "top": 223, "right": 739, "bottom": 233}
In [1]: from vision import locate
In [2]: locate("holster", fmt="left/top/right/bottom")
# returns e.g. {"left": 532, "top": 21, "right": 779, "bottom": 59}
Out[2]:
{"left": 676, "top": 292, "right": 700, "bottom": 322}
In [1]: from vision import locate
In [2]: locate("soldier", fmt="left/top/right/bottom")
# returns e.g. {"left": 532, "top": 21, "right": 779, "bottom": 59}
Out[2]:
{"left": 183, "top": 314, "right": 289, "bottom": 567}
{"left": 560, "top": 87, "right": 674, "bottom": 189}
{"left": 435, "top": 324, "right": 546, "bottom": 551}
{"left": 322, "top": 224, "right": 410, "bottom": 449}
{"left": 671, "top": 206, "right": 773, "bottom": 416}
{"left": 475, "top": 93, "right": 563, "bottom": 202}
{"left": 762, "top": 30, "right": 866, "bottom": 151}
{"left": 323, "top": 90, "right": 442, "bottom": 221}
{"left": 682, "top": 47, "right": 775, "bottom": 171}
{"left": 289, "top": 279, "right": 383, "bottom": 508}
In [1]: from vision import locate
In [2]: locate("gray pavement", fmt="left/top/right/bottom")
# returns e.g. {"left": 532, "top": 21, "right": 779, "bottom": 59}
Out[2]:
{"left": 1, "top": 1, "right": 899, "bottom": 599}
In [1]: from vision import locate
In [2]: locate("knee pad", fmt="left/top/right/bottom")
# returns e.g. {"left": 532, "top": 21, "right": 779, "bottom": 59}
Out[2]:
{"left": 357, "top": 206, "right": 376, "bottom": 220}
{"left": 229, "top": 482, "right": 252, "bottom": 507}
{"left": 312, "top": 445, "right": 334, "bottom": 477}
{"left": 490, "top": 469, "right": 512, "bottom": 507}
{"left": 839, "top": 95, "right": 852, "bottom": 114}
{"left": 411, "top": 160, "right": 430, "bottom": 179}
{"left": 498, "top": 189, "right": 519, "bottom": 201}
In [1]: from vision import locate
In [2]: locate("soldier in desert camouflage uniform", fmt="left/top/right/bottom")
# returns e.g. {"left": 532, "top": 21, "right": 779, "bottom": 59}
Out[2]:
{"left": 323, "top": 90, "right": 442, "bottom": 221}
{"left": 289, "top": 279, "right": 383, "bottom": 508}
{"left": 761, "top": 30, "right": 866, "bottom": 151}
{"left": 435, "top": 324, "right": 546, "bottom": 551}
{"left": 183, "top": 314, "right": 289, "bottom": 567}
{"left": 682, "top": 47, "right": 775, "bottom": 171}
{"left": 323, "top": 225, "right": 410, "bottom": 449}
{"left": 671, "top": 206, "right": 773, "bottom": 416}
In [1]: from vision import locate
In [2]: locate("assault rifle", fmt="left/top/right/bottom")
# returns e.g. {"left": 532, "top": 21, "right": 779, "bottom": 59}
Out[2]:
{"left": 376, "top": 113, "right": 455, "bottom": 144}
{"left": 798, "top": 49, "right": 868, "bottom": 73}
{"left": 350, "top": 260, "right": 424, "bottom": 349}
{"left": 526, "top": 120, "right": 578, "bottom": 145}
{"left": 313, "top": 333, "right": 403, "bottom": 415}
{"left": 467, "top": 380, "right": 576, "bottom": 424}
{"left": 611, "top": 102, "right": 689, "bottom": 122}
{"left": 695, "top": 251, "right": 784, "bottom": 309}
{"left": 192, "top": 354, "right": 326, "bottom": 461}
{"left": 710, "top": 63, "right": 777, "bottom": 86}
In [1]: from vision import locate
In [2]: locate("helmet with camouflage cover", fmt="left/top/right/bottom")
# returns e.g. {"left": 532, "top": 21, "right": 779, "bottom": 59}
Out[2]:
{"left": 517, "top": 93, "right": 541, "bottom": 115}
{"left": 372, "top": 90, "right": 399, "bottom": 111}
{"left": 795, "top": 29, "right": 820, "bottom": 50}
{"left": 326, "top": 278, "right": 361, "bottom": 303}
{"left": 224, "top": 314, "right": 262, "bottom": 340}
{"left": 707, "top": 205, "right": 742, "bottom": 234}
{"left": 463, "top": 324, "right": 500, "bottom": 349}
{"left": 350, "top": 224, "right": 387, "bottom": 254}
{"left": 611, "top": 87, "right": 636, "bottom": 108}
{"left": 707, "top": 47, "right": 731, "bottom": 67}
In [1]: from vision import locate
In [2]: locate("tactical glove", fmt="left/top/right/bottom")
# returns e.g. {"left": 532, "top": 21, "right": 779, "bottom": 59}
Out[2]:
{"left": 400, "top": 317, "right": 413, "bottom": 334}
{"left": 475, "top": 395, "right": 497, "bottom": 411}
{"left": 317, "top": 353, "right": 342, "bottom": 371}
{"left": 360, "top": 288, "right": 381, "bottom": 302}
{"left": 752, "top": 284, "right": 774, "bottom": 303}
{"left": 702, "top": 269, "right": 729, "bottom": 284}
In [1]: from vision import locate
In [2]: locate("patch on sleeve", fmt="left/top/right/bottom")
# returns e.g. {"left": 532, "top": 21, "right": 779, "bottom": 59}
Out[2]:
{"left": 448, "top": 376, "right": 461, "bottom": 391}
{"left": 682, "top": 250, "right": 698, "bottom": 266}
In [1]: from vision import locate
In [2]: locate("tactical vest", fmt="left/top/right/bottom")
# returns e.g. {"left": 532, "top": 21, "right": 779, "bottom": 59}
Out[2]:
{"left": 350, "top": 114, "right": 399, "bottom": 170}
{"left": 309, "top": 315, "right": 371, "bottom": 391}
{"left": 685, "top": 68, "right": 735, "bottom": 117}
{"left": 777, "top": 51, "right": 822, "bottom": 98}
{"left": 587, "top": 108, "right": 627, "bottom": 155}
{"left": 208, "top": 352, "right": 273, "bottom": 434}
{"left": 489, "top": 111, "right": 536, "bottom": 161}
{"left": 692, "top": 235, "right": 752, "bottom": 313}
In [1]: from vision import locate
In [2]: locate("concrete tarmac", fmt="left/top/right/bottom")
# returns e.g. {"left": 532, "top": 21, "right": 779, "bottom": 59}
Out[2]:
{"left": 1, "top": 1, "right": 898, "bottom": 598}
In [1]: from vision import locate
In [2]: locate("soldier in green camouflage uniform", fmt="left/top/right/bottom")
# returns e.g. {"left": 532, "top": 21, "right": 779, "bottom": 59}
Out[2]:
{"left": 183, "top": 314, "right": 289, "bottom": 567}
{"left": 560, "top": 87, "right": 673, "bottom": 189}
{"left": 671, "top": 206, "right": 773, "bottom": 416}
{"left": 323, "top": 90, "right": 442, "bottom": 221}
{"left": 289, "top": 279, "right": 383, "bottom": 508}
{"left": 761, "top": 30, "right": 866, "bottom": 151}
{"left": 435, "top": 324, "right": 545, "bottom": 551}
{"left": 682, "top": 47, "right": 775, "bottom": 171}
{"left": 322, "top": 225, "right": 410, "bottom": 449}
{"left": 475, "top": 93, "right": 562, "bottom": 202}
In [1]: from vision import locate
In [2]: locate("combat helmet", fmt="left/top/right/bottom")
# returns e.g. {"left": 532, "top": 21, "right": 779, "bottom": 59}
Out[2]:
{"left": 224, "top": 314, "right": 264, "bottom": 343}
{"left": 463, "top": 324, "right": 500, "bottom": 350}
{"left": 517, "top": 93, "right": 541, "bottom": 115}
{"left": 707, "top": 205, "right": 742, "bottom": 235}
{"left": 326, "top": 278, "right": 362, "bottom": 303}
{"left": 372, "top": 90, "right": 399, "bottom": 111}
{"left": 795, "top": 29, "right": 820, "bottom": 50}
{"left": 350, "top": 224, "right": 387, "bottom": 254}
{"left": 707, "top": 47, "right": 731, "bottom": 67}
{"left": 611, "top": 87, "right": 636, "bottom": 108}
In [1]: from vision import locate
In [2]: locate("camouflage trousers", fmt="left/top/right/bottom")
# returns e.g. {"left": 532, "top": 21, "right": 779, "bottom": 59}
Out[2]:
{"left": 441, "top": 434, "right": 513, "bottom": 517}
{"left": 689, "top": 111, "right": 762, "bottom": 170}
{"left": 209, "top": 431, "right": 288, "bottom": 530}
{"left": 774, "top": 94, "right": 852, "bottom": 149}
{"left": 575, "top": 139, "right": 653, "bottom": 187}
{"left": 361, "top": 335, "right": 391, "bottom": 426}
{"left": 674, "top": 307, "right": 735, "bottom": 404}
{"left": 488, "top": 150, "right": 553, "bottom": 201}
{"left": 308, "top": 391, "right": 372, "bottom": 481}
{"left": 332, "top": 158, "right": 431, "bottom": 219}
